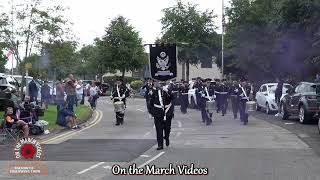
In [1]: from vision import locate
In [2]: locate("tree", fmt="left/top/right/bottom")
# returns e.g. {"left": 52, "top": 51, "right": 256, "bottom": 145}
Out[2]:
{"left": 224, "top": 0, "right": 320, "bottom": 82}
{"left": 0, "top": 41, "right": 9, "bottom": 72}
{"left": 98, "top": 16, "right": 147, "bottom": 78}
{"left": 160, "top": 0, "right": 220, "bottom": 81}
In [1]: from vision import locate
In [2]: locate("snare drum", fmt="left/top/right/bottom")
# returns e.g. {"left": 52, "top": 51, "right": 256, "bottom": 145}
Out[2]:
{"left": 206, "top": 100, "right": 216, "bottom": 113}
{"left": 114, "top": 101, "right": 125, "bottom": 112}
{"left": 246, "top": 101, "right": 257, "bottom": 114}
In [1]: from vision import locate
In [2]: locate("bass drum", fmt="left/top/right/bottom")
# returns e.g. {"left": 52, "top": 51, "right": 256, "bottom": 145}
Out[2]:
{"left": 206, "top": 100, "right": 216, "bottom": 113}
{"left": 114, "top": 101, "right": 125, "bottom": 113}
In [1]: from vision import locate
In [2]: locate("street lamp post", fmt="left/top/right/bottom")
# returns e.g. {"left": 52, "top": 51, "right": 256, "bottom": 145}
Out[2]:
{"left": 221, "top": 0, "right": 225, "bottom": 79}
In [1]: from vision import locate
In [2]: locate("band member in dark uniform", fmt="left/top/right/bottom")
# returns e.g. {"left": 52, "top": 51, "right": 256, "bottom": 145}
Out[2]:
{"left": 217, "top": 79, "right": 229, "bottom": 116}
{"left": 142, "top": 78, "right": 154, "bottom": 117}
{"left": 111, "top": 79, "right": 130, "bottom": 126}
{"left": 149, "top": 81, "right": 174, "bottom": 150}
{"left": 203, "top": 78, "right": 214, "bottom": 125}
{"left": 215, "top": 79, "right": 221, "bottom": 113}
{"left": 229, "top": 80, "right": 240, "bottom": 119}
{"left": 237, "top": 78, "right": 251, "bottom": 125}
{"left": 193, "top": 77, "right": 203, "bottom": 110}
{"left": 179, "top": 80, "right": 189, "bottom": 114}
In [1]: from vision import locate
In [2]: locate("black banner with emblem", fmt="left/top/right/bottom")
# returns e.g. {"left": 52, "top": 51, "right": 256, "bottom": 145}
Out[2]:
{"left": 149, "top": 44, "right": 177, "bottom": 81}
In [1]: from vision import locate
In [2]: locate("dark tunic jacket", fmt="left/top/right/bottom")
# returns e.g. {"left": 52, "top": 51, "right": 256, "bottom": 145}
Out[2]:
{"left": 149, "top": 88, "right": 174, "bottom": 118}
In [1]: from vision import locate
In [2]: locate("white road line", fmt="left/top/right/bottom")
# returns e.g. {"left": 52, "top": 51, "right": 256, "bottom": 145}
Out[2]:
{"left": 77, "top": 162, "right": 105, "bottom": 175}
{"left": 153, "top": 125, "right": 155, "bottom": 129}
{"left": 285, "top": 122, "right": 295, "bottom": 125}
{"left": 140, "top": 155, "right": 150, "bottom": 158}
{"left": 103, "top": 166, "right": 111, "bottom": 169}
{"left": 143, "top": 131, "right": 151, "bottom": 137}
{"left": 138, "top": 152, "right": 165, "bottom": 168}
{"left": 136, "top": 108, "right": 146, "bottom": 112}
{"left": 177, "top": 120, "right": 182, "bottom": 128}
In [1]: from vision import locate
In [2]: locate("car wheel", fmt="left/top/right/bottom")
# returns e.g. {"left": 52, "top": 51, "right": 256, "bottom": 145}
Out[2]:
{"left": 266, "top": 103, "right": 270, "bottom": 114}
{"left": 299, "top": 106, "right": 307, "bottom": 124}
{"left": 280, "top": 103, "right": 289, "bottom": 120}
{"left": 256, "top": 103, "right": 261, "bottom": 111}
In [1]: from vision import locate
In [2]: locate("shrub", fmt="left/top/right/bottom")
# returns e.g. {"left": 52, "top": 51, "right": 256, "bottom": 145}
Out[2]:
{"left": 130, "top": 80, "right": 143, "bottom": 90}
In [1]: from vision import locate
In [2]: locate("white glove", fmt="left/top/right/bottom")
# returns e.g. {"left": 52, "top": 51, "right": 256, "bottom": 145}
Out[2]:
{"left": 240, "top": 93, "right": 244, "bottom": 97}
{"left": 214, "top": 95, "right": 216, "bottom": 98}
{"left": 163, "top": 86, "right": 168, "bottom": 92}
{"left": 121, "top": 94, "right": 125, "bottom": 99}
{"left": 234, "top": 89, "right": 239, "bottom": 93}
{"left": 201, "top": 94, "right": 205, "bottom": 97}
{"left": 149, "top": 91, "right": 153, "bottom": 95}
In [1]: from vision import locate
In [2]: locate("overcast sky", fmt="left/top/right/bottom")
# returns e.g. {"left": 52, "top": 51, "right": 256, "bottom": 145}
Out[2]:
{"left": 4, "top": 0, "right": 230, "bottom": 69}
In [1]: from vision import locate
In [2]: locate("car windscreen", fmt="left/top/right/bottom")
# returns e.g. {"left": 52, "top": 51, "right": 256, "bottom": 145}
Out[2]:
{"left": 268, "top": 85, "right": 292, "bottom": 94}
{"left": 0, "top": 77, "right": 7, "bottom": 84}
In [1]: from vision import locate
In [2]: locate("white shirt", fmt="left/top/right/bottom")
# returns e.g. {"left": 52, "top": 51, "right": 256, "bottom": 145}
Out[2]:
{"left": 76, "top": 84, "right": 83, "bottom": 95}
{"left": 90, "top": 86, "right": 99, "bottom": 96}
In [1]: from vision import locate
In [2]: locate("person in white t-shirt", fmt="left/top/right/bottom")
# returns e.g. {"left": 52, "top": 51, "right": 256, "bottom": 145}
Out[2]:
{"left": 75, "top": 80, "right": 84, "bottom": 106}
{"left": 89, "top": 82, "right": 100, "bottom": 110}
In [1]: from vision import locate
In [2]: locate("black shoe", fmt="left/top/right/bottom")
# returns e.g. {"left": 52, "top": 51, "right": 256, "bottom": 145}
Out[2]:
{"left": 206, "top": 122, "right": 212, "bottom": 126}
{"left": 165, "top": 138, "right": 170, "bottom": 147}
{"left": 234, "top": 116, "right": 237, "bottom": 119}
{"left": 156, "top": 146, "right": 163, "bottom": 150}
{"left": 115, "top": 123, "right": 120, "bottom": 126}
{"left": 222, "top": 114, "right": 225, "bottom": 116}
{"left": 243, "top": 121, "right": 248, "bottom": 125}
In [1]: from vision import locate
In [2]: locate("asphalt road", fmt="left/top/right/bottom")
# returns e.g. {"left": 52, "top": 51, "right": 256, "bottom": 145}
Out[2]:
{"left": 0, "top": 97, "right": 320, "bottom": 180}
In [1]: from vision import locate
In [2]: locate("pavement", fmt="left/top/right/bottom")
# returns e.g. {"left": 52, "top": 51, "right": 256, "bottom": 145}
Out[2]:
{"left": 0, "top": 97, "right": 320, "bottom": 180}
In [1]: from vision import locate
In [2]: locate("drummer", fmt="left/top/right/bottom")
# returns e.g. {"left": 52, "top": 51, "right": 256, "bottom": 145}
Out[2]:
{"left": 237, "top": 78, "right": 252, "bottom": 125}
{"left": 111, "top": 78, "right": 130, "bottom": 126}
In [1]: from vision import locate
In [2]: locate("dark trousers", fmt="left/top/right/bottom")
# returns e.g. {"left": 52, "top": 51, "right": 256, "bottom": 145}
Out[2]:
{"left": 180, "top": 95, "right": 188, "bottom": 114}
{"left": 216, "top": 94, "right": 221, "bottom": 112}
{"left": 116, "top": 112, "right": 124, "bottom": 124}
{"left": 146, "top": 98, "right": 151, "bottom": 114}
{"left": 90, "top": 95, "right": 98, "bottom": 109}
{"left": 220, "top": 95, "right": 228, "bottom": 115}
{"left": 230, "top": 95, "right": 239, "bottom": 118}
{"left": 154, "top": 115, "right": 173, "bottom": 147}
{"left": 67, "top": 95, "right": 76, "bottom": 112}
{"left": 239, "top": 100, "right": 248, "bottom": 123}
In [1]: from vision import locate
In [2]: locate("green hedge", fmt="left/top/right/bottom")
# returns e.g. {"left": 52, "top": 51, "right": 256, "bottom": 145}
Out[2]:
{"left": 130, "top": 80, "right": 143, "bottom": 90}
{"left": 103, "top": 76, "right": 140, "bottom": 85}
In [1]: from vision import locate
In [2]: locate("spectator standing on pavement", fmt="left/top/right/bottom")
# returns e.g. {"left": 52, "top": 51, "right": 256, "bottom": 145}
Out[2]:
{"left": 89, "top": 81, "right": 100, "bottom": 110}
{"left": 65, "top": 74, "right": 76, "bottom": 112}
{"left": 41, "top": 81, "right": 51, "bottom": 110}
{"left": 28, "top": 76, "right": 38, "bottom": 103}
{"left": 55, "top": 78, "right": 65, "bottom": 111}
{"left": 76, "top": 80, "right": 84, "bottom": 107}
{"left": 275, "top": 78, "right": 284, "bottom": 117}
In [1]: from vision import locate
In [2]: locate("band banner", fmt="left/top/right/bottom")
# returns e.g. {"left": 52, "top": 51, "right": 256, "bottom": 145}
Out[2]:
{"left": 149, "top": 44, "right": 177, "bottom": 81}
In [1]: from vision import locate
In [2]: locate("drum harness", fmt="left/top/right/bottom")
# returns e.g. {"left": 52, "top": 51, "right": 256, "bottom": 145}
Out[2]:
{"left": 154, "top": 89, "right": 172, "bottom": 121}
{"left": 239, "top": 84, "right": 250, "bottom": 102}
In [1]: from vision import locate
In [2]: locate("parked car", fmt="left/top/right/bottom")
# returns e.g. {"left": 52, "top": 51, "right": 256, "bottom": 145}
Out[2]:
{"left": 280, "top": 82, "right": 319, "bottom": 123}
{"left": 256, "top": 83, "right": 293, "bottom": 114}
{"left": 0, "top": 73, "right": 20, "bottom": 92}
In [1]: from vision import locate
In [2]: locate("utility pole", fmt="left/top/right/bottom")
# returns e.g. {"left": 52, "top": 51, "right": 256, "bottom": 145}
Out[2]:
{"left": 11, "top": 0, "right": 14, "bottom": 75}
{"left": 221, "top": 0, "right": 225, "bottom": 79}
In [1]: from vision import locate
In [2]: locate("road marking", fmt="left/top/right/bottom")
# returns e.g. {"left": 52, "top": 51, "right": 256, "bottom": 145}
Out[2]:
{"left": 41, "top": 110, "right": 103, "bottom": 144}
{"left": 285, "top": 122, "right": 295, "bottom": 125}
{"left": 140, "top": 155, "right": 150, "bottom": 158}
{"left": 77, "top": 162, "right": 105, "bottom": 175}
{"left": 143, "top": 131, "right": 151, "bottom": 137}
{"left": 103, "top": 166, "right": 111, "bottom": 169}
{"left": 153, "top": 125, "right": 155, "bottom": 129}
{"left": 138, "top": 152, "right": 165, "bottom": 168}
{"left": 136, "top": 108, "right": 146, "bottom": 112}
{"left": 177, "top": 120, "right": 182, "bottom": 128}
